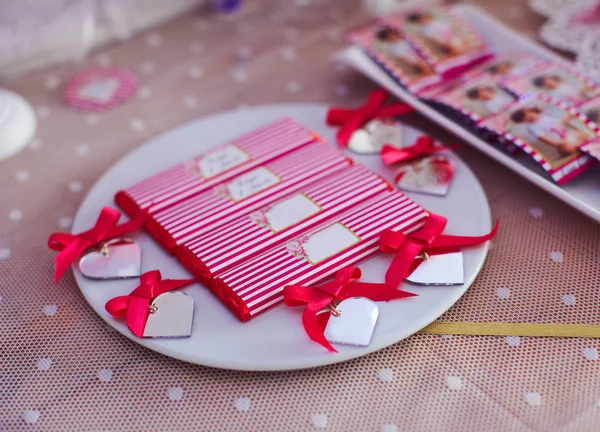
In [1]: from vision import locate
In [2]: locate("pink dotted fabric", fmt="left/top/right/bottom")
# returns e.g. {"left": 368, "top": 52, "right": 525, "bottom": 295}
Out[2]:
{"left": 2, "top": 1, "right": 599, "bottom": 430}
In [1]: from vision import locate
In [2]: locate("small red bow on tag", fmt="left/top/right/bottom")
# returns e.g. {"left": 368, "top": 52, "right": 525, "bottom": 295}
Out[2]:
{"left": 284, "top": 267, "right": 416, "bottom": 352}
{"left": 326, "top": 89, "right": 414, "bottom": 148}
{"left": 380, "top": 213, "right": 499, "bottom": 288}
{"left": 105, "top": 270, "right": 194, "bottom": 338}
{"left": 48, "top": 207, "right": 147, "bottom": 283}
{"left": 380, "top": 136, "right": 458, "bottom": 165}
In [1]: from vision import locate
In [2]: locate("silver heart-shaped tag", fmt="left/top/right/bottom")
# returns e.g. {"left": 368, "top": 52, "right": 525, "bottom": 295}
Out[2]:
{"left": 347, "top": 119, "right": 403, "bottom": 154}
{"left": 79, "top": 238, "right": 141, "bottom": 280}
{"left": 347, "top": 129, "right": 375, "bottom": 154}
{"left": 366, "top": 118, "right": 402, "bottom": 148}
{"left": 143, "top": 291, "right": 194, "bottom": 338}
{"left": 405, "top": 252, "right": 464, "bottom": 286}
{"left": 323, "top": 297, "right": 379, "bottom": 347}
{"left": 395, "top": 155, "right": 455, "bottom": 197}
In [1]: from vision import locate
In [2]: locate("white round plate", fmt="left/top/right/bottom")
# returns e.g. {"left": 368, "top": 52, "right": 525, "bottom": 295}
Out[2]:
{"left": 73, "top": 104, "right": 491, "bottom": 371}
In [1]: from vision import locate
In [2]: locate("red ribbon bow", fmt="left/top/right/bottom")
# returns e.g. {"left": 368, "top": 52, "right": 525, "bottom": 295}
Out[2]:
{"left": 380, "top": 213, "right": 499, "bottom": 289}
{"left": 105, "top": 270, "right": 194, "bottom": 338}
{"left": 47, "top": 207, "right": 147, "bottom": 283}
{"left": 380, "top": 136, "right": 458, "bottom": 165}
{"left": 284, "top": 267, "right": 416, "bottom": 352}
{"left": 326, "top": 89, "right": 415, "bottom": 148}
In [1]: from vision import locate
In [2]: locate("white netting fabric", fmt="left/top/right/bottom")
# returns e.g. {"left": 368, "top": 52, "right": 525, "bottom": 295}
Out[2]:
{"left": 2, "top": 1, "right": 600, "bottom": 430}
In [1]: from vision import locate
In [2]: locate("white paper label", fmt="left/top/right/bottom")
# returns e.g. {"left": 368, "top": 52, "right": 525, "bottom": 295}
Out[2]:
{"left": 265, "top": 194, "right": 321, "bottom": 232}
{"left": 303, "top": 223, "right": 360, "bottom": 264}
{"left": 197, "top": 144, "right": 250, "bottom": 178}
{"left": 227, "top": 167, "right": 281, "bottom": 201}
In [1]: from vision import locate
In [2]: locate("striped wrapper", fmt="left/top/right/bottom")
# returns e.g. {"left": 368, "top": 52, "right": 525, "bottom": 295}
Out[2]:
{"left": 115, "top": 117, "right": 318, "bottom": 220}
{"left": 212, "top": 191, "right": 428, "bottom": 322}
{"left": 175, "top": 164, "right": 392, "bottom": 285}
{"left": 146, "top": 141, "right": 352, "bottom": 252}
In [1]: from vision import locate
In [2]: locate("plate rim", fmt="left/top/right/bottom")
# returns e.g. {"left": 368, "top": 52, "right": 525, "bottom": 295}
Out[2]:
{"left": 73, "top": 103, "right": 491, "bottom": 371}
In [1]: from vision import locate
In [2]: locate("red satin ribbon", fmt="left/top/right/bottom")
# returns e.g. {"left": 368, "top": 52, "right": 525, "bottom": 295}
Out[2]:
{"left": 105, "top": 270, "right": 194, "bottom": 338}
{"left": 326, "top": 89, "right": 415, "bottom": 148}
{"left": 284, "top": 267, "right": 416, "bottom": 352}
{"left": 380, "top": 213, "right": 499, "bottom": 289}
{"left": 380, "top": 136, "right": 458, "bottom": 165}
{"left": 47, "top": 207, "right": 147, "bottom": 283}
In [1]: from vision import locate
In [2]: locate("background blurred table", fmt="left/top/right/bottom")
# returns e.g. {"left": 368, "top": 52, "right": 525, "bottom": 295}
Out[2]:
{"left": 1, "top": 1, "right": 599, "bottom": 431}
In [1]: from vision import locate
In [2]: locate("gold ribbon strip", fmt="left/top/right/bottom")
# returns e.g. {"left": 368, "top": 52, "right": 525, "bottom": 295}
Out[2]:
{"left": 419, "top": 321, "right": 600, "bottom": 338}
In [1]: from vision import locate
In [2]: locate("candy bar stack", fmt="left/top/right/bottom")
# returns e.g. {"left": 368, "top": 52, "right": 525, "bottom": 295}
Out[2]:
{"left": 146, "top": 141, "right": 351, "bottom": 253}
{"left": 175, "top": 164, "right": 392, "bottom": 285}
{"left": 115, "top": 117, "right": 319, "bottom": 228}
{"left": 116, "top": 117, "right": 428, "bottom": 322}
{"left": 213, "top": 192, "right": 427, "bottom": 321}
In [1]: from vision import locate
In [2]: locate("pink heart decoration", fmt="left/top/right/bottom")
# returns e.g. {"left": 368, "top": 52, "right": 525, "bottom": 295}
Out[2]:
{"left": 64, "top": 67, "right": 138, "bottom": 112}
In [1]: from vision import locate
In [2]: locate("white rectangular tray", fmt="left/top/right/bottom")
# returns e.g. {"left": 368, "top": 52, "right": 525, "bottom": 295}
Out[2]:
{"left": 337, "top": 4, "right": 600, "bottom": 223}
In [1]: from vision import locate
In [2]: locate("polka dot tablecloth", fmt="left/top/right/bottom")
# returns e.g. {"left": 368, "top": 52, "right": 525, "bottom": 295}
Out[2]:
{"left": 1, "top": 1, "right": 599, "bottom": 430}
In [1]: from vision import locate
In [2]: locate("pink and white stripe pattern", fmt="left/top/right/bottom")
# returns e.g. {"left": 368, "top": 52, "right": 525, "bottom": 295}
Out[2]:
{"left": 181, "top": 165, "right": 390, "bottom": 277}
{"left": 120, "top": 117, "right": 316, "bottom": 213}
{"left": 216, "top": 191, "right": 428, "bottom": 320}
{"left": 154, "top": 141, "right": 351, "bottom": 246}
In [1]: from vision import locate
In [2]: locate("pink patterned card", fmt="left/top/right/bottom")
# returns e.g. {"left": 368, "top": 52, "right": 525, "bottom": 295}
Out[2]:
{"left": 175, "top": 164, "right": 391, "bottom": 284}
{"left": 462, "top": 52, "right": 548, "bottom": 83}
{"left": 213, "top": 191, "right": 427, "bottom": 322}
{"left": 503, "top": 64, "right": 600, "bottom": 107}
{"left": 429, "top": 75, "right": 516, "bottom": 121}
{"left": 480, "top": 94, "right": 597, "bottom": 184}
{"left": 578, "top": 97, "right": 600, "bottom": 160}
{"left": 348, "top": 23, "right": 440, "bottom": 92}
{"left": 579, "top": 95, "right": 600, "bottom": 123}
{"left": 384, "top": 7, "right": 491, "bottom": 75}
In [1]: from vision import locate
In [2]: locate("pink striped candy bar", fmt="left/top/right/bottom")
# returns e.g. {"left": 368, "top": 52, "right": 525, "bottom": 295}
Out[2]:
{"left": 212, "top": 191, "right": 428, "bottom": 322}
{"left": 115, "top": 117, "right": 319, "bottom": 221}
{"left": 147, "top": 141, "right": 352, "bottom": 253}
{"left": 175, "top": 164, "right": 392, "bottom": 284}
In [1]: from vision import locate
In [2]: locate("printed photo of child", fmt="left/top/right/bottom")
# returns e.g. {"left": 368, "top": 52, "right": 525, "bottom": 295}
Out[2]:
{"left": 463, "top": 83, "right": 515, "bottom": 118}
{"left": 581, "top": 99, "right": 600, "bottom": 124}
{"left": 529, "top": 70, "right": 599, "bottom": 105}
{"left": 373, "top": 26, "right": 434, "bottom": 78}
{"left": 404, "top": 10, "right": 476, "bottom": 59}
{"left": 585, "top": 106, "right": 600, "bottom": 123}
{"left": 507, "top": 101, "right": 594, "bottom": 166}
{"left": 485, "top": 57, "right": 536, "bottom": 79}
{"left": 582, "top": 143, "right": 600, "bottom": 160}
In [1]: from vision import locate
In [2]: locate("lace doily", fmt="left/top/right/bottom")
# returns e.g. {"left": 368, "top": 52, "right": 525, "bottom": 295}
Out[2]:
{"left": 529, "top": 0, "right": 600, "bottom": 80}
